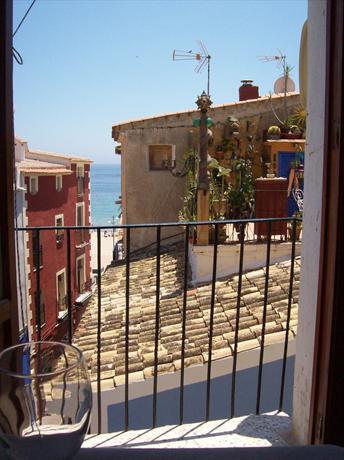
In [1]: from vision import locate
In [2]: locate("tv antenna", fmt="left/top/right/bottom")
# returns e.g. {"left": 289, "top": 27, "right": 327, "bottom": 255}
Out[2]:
{"left": 258, "top": 51, "right": 286, "bottom": 69}
{"left": 259, "top": 51, "right": 293, "bottom": 120}
{"left": 173, "top": 40, "right": 211, "bottom": 95}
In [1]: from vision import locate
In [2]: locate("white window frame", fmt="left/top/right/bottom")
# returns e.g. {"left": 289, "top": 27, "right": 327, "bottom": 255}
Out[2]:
{"left": 55, "top": 214, "right": 64, "bottom": 241}
{"left": 56, "top": 175, "right": 63, "bottom": 192}
{"left": 76, "top": 202, "right": 85, "bottom": 226}
{"left": 76, "top": 163, "right": 84, "bottom": 178}
{"left": 147, "top": 144, "right": 176, "bottom": 171}
{"left": 55, "top": 214, "right": 64, "bottom": 230}
{"left": 30, "top": 176, "right": 38, "bottom": 195}
{"left": 75, "top": 254, "right": 86, "bottom": 292}
{"left": 56, "top": 268, "right": 67, "bottom": 317}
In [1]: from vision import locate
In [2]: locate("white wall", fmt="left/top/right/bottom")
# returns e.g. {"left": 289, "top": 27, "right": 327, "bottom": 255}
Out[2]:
{"left": 90, "top": 339, "right": 295, "bottom": 433}
{"left": 189, "top": 242, "right": 301, "bottom": 284}
{"left": 292, "top": 0, "right": 327, "bottom": 444}
{"left": 14, "top": 140, "right": 29, "bottom": 339}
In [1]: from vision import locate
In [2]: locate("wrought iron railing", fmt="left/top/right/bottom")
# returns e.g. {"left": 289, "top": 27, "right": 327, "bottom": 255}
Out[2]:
{"left": 17, "top": 217, "right": 300, "bottom": 435}
{"left": 75, "top": 228, "right": 86, "bottom": 246}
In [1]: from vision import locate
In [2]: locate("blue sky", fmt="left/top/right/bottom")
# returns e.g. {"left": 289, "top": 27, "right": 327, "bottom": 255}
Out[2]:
{"left": 13, "top": 0, "right": 307, "bottom": 164}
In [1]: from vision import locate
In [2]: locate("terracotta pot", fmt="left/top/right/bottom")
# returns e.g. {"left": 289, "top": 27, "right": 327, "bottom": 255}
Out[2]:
{"left": 281, "top": 133, "right": 302, "bottom": 140}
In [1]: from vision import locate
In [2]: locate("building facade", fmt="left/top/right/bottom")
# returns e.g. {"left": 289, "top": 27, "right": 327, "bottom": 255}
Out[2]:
{"left": 112, "top": 90, "right": 301, "bottom": 251}
{"left": 15, "top": 138, "right": 92, "bottom": 341}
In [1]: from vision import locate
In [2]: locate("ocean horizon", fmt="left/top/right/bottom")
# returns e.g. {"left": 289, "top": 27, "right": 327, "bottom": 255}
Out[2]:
{"left": 90, "top": 163, "right": 121, "bottom": 227}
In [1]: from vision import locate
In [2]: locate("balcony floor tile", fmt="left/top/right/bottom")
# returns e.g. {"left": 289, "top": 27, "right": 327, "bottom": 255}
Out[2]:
{"left": 83, "top": 411, "right": 291, "bottom": 449}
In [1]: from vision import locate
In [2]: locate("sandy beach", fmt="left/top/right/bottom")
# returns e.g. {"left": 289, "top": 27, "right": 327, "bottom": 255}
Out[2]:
{"left": 90, "top": 230, "right": 120, "bottom": 272}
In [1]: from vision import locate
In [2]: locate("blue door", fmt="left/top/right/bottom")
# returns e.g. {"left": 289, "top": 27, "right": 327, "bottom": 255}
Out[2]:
{"left": 278, "top": 151, "right": 304, "bottom": 217}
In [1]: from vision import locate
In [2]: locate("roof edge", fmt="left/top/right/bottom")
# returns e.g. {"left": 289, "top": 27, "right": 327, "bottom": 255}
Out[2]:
{"left": 111, "top": 92, "right": 300, "bottom": 140}
{"left": 28, "top": 149, "right": 93, "bottom": 164}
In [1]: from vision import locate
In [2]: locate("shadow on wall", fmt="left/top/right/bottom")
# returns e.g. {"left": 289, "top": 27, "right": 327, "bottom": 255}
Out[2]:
{"left": 107, "top": 356, "right": 294, "bottom": 433}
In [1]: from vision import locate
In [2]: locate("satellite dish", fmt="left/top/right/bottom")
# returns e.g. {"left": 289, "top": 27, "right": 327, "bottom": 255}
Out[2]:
{"left": 274, "top": 76, "right": 295, "bottom": 94}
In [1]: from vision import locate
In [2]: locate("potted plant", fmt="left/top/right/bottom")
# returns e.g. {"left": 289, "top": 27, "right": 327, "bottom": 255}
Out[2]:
{"left": 290, "top": 105, "right": 307, "bottom": 138}
{"left": 290, "top": 210, "right": 303, "bottom": 240}
{"left": 227, "top": 159, "right": 255, "bottom": 234}
{"left": 208, "top": 158, "right": 231, "bottom": 243}
{"left": 267, "top": 125, "right": 281, "bottom": 140}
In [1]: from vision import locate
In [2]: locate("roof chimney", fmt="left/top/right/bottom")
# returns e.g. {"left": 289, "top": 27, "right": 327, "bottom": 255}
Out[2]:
{"left": 239, "top": 80, "right": 259, "bottom": 101}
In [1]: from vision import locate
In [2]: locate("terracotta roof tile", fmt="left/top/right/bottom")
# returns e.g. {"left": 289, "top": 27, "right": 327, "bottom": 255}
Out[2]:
{"left": 73, "top": 243, "right": 300, "bottom": 386}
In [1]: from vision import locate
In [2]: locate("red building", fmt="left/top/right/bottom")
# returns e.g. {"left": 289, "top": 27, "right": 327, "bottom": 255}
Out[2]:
{"left": 16, "top": 139, "right": 92, "bottom": 341}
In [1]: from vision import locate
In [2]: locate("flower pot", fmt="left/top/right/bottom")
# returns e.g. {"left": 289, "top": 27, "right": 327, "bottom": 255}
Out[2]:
{"left": 281, "top": 133, "right": 302, "bottom": 140}
{"left": 267, "top": 134, "right": 281, "bottom": 140}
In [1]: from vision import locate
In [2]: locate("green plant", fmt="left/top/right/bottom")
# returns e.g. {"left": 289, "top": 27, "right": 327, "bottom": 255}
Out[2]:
{"left": 293, "top": 210, "right": 303, "bottom": 225}
{"left": 227, "top": 159, "right": 255, "bottom": 219}
{"left": 289, "top": 124, "right": 302, "bottom": 135}
{"left": 291, "top": 210, "right": 303, "bottom": 239}
{"left": 290, "top": 105, "right": 307, "bottom": 133}
{"left": 208, "top": 157, "right": 231, "bottom": 219}
{"left": 178, "top": 148, "right": 198, "bottom": 222}
{"left": 268, "top": 125, "right": 281, "bottom": 135}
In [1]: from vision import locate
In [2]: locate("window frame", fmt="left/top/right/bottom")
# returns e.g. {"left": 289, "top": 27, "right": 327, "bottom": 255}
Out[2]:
{"left": 29, "top": 175, "right": 38, "bottom": 195}
{"left": 56, "top": 268, "right": 67, "bottom": 317}
{"left": 56, "top": 174, "right": 63, "bottom": 192}
{"left": 147, "top": 144, "right": 175, "bottom": 171}
{"left": 75, "top": 253, "right": 86, "bottom": 293}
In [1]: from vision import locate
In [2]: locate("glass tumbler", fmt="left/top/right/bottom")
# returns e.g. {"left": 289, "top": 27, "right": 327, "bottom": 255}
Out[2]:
{"left": 0, "top": 341, "right": 92, "bottom": 460}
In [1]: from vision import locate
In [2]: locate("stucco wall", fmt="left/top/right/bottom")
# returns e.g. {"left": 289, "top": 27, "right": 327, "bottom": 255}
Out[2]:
{"left": 292, "top": 1, "right": 326, "bottom": 444}
{"left": 117, "top": 94, "right": 300, "bottom": 251}
{"left": 189, "top": 242, "right": 301, "bottom": 284}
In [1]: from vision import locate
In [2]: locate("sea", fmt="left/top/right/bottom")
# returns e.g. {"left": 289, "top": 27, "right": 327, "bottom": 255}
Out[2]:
{"left": 90, "top": 163, "right": 121, "bottom": 227}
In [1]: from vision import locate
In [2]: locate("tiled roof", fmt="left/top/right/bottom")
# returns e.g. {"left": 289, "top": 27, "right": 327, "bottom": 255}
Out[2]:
{"left": 17, "top": 158, "right": 72, "bottom": 175}
{"left": 74, "top": 243, "right": 300, "bottom": 387}
{"left": 111, "top": 92, "right": 300, "bottom": 132}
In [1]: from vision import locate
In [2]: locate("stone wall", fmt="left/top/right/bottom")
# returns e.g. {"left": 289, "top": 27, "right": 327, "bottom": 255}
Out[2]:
{"left": 116, "top": 93, "right": 301, "bottom": 251}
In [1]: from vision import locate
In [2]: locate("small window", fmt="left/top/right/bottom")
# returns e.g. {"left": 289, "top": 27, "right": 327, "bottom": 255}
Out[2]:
{"left": 56, "top": 270, "right": 67, "bottom": 316}
{"left": 76, "top": 165, "right": 84, "bottom": 178}
{"left": 76, "top": 203, "right": 85, "bottom": 245}
{"left": 56, "top": 175, "right": 63, "bottom": 192}
{"left": 55, "top": 215, "right": 64, "bottom": 244}
{"left": 30, "top": 176, "right": 38, "bottom": 195}
{"left": 148, "top": 145, "right": 174, "bottom": 170}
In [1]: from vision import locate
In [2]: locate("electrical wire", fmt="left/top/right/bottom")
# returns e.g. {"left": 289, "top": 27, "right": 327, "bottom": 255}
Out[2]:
{"left": 12, "top": 0, "right": 37, "bottom": 65}
{"left": 13, "top": 0, "right": 37, "bottom": 37}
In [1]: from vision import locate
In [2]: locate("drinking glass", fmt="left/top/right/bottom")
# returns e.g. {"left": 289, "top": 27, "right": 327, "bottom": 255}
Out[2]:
{"left": 0, "top": 341, "right": 92, "bottom": 460}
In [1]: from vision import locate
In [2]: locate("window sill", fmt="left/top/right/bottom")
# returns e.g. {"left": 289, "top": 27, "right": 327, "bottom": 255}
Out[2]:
{"left": 75, "top": 241, "right": 89, "bottom": 249}
{"left": 75, "top": 291, "right": 92, "bottom": 306}
{"left": 33, "top": 265, "right": 44, "bottom": 272}
{"left": 57, "top": 310, "right": 68, "bottom": 322}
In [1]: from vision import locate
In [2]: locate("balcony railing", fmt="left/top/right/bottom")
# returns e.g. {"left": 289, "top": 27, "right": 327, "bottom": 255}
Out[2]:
{"left": 75, "top": 228, "right": 86, "bottom": 246}
{"left": 18, "top": 217, "right": 300, "bottom": 435}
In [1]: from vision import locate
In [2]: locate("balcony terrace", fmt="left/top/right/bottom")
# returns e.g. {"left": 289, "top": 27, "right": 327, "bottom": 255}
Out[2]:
{"left": 20, "top": 217, "right": 299, "bottom": 442}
